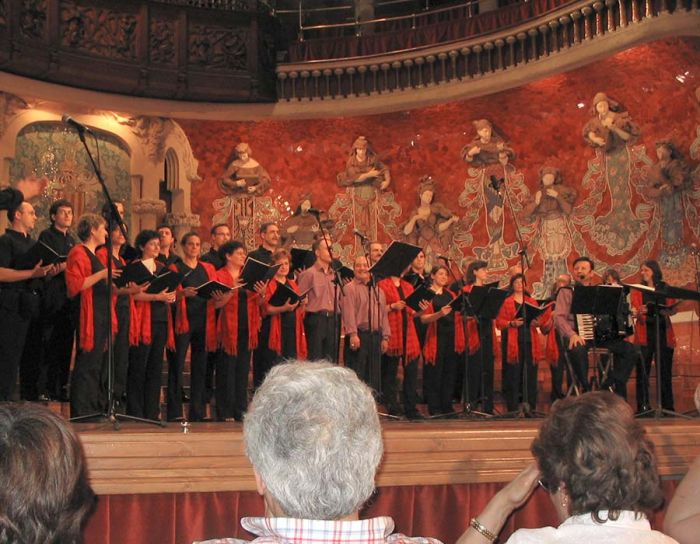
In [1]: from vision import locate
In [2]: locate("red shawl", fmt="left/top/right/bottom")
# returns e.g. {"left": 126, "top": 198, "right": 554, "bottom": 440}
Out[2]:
{"left": 495, "top": 294, "right": 542, "bottom": 365}
{"left": 96, "top": 247, "right": 140, "bottom": 347}
{"left": 422, "top": 288, "right": 466, "bottom": 365}
{"left": 216, "top": 268, "right": 262, "bottom": 356}
{"left": 539, "top": 305, "right": 559, "bottom": 365}
{"left": 630, "top": 289, "right": 676, "bottom": 348}
{"left": 132, "top": 262, "right": 175, "bottom": 350}
{"left": 65, "top": 245, "right": 118, "bottom": 352}
{"left": 377, "top": 277, "right": 421, "bottom": 361}
{"left": 461, "top": 284, "right": 487, "bottom": 355}
{"left": 170, "top": 261, "right": 218, "bottom": 353}
{"left": 264, "top": 279, "right": 308, "bottom": 359}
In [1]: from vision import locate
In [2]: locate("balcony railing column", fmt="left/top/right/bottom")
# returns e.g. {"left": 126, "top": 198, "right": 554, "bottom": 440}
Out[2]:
{"left": 472, "top": 44, "right": 483, "bottom": 75}
{"left": 558, "top": 16, "right": 571, "bottom": 47}
{"left": 332, "top": 68, "right": 343, "bottom": 97}
{"left": 403, "top": 58, "right": 414, "bottom": 87}
{"left": 391, "top": 61, "right": 402, "bottom": 90}
{"left": 495, "top": 39, "right": 505, "bottom": 70}
{"left": 357, "top": 65, "right": 367, "bottom": 95}
{"left": 312, "top": 70, "right": 321, "bottom": 98}
{"left": 506, "top": 35, "right": 517, "bottom": 67}
{"left": 527, "top": 28, "right": 539, "bottom": 60}
{"left": 301, "top": 70, "right": 310, "bottom": 99}
{"left": 516, "top": 32, "right": 527, "bottom": 64}
{"left": 277, "top": 72, "right": 288, "bottom": 100}
{"left": 659, "top": 0, "right": 668, "bottom": 13}
{"left": 438, "top": 52, "right": 448, "bottom": 82}
{"left": 346, "top": 67, "right": 356, "bottom": 96}
{"left": 459, "top": 47, "right": 470, "bottom": 79}
{"left": 414, "top": 57, "right": 425, "bottom": 87}
{"left": 549, "top": 20, "right": 560, "bottom": 52}
{"left": 592, "top": 2, "right": 604, "bottom": 35}
{"left": 631, "top": 0, "right": 640, "bottom": 21}
{"left": 643, "top": 0, "right": 653, "bottom": 18}
{"left": 581, "top": 6, "right": 593, "bottom": 39}
{"left": 570, "top": 11, "right": 582, "bottom": 42}
{"left": 289, "top": 71, "right": 298, "bottom": 100}
{"left": 448, "top": 49, "right": 459, "bottom": 80}
{"left": 483, "top": 42, "right": 494, "bottom": 72}
{"left": 426, "top": 54, "right": 436, "bottom": 85}
{"left": 378, "top": 63, "right": 388, "bottom": 93}
{"left": 323, "top": 69, "right": 332, "bottom": 98}
{"left": 605, "top": 0, "right": 617, "bottom": 30}
{"left": 538, "top": 25, "right": 549, "bottom": 55}
{"left": 619, "top": 0, "right": 628, "bottom": 26}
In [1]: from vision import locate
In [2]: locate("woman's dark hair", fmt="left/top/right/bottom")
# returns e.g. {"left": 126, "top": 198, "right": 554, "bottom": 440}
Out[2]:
{"left": 641, "top": 260, "right": 663, "bottom": 286}
{"left": 465, "top": 260, "right": 488, "bottom": 285}
{"left": 429, "top": 264, "right": 449, "bottom": 277}
{"left": 272, "top": 248, "right": 290, "bottom": 263}
{"left": 135, "top": 229, "right": 159, "bottom": 255}
{"left": 602, "top": 268, "right": 621, "bottom": 285}
{"left": 532, "top": 391, "right": 663, "bottom": 523}
{"left": 218, "top": 240, "right": 246, "bottom": 263}
{"left": 0, "top": 403, "right": 95, "bottom": 543}
{"left": 180, "top": 231, "right": 201, "bottom": 246}
{"left": 508, "top": 273, "right": 531, "bottom": 296}
{"left": 76, "top": 213, "right": 106, "bottom": 242}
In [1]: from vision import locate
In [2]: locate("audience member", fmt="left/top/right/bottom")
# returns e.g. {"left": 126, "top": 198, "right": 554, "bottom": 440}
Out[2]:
{"left": 664, "top": 454, "right": 700, "bottom": 544}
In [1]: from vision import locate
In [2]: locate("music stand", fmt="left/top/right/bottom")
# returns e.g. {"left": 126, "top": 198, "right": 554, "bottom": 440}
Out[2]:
{"left": 459, "top": 283, "right": 509, "bottom": 418}
{"left": 627, "top": 283, "right": 698, "bottom": 419}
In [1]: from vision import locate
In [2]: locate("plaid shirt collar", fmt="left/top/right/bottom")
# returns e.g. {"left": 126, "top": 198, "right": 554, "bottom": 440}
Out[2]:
{"left": 241, "top": 516, "right": 397, "bottom": 543}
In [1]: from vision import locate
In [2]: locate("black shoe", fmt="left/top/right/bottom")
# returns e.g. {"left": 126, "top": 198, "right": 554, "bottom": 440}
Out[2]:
{"left": 406, "top": 411, "right": 425, "bottom": 421}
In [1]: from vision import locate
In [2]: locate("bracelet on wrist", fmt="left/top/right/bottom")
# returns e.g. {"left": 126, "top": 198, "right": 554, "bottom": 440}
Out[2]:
{"left": 470, "top": 518, "right": 497, "bottom": 543}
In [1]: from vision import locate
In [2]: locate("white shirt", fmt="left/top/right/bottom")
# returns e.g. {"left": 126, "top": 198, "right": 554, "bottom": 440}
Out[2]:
{"left": 506, "top": 511, "right": 678, "bottom": 544}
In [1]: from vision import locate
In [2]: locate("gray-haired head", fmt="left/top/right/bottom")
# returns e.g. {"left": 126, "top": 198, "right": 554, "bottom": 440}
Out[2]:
{"left": 244, "top": 361, "right": 383, "bottom": 520}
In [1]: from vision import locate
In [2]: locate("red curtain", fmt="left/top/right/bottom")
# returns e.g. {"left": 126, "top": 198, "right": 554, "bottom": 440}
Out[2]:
{"left": 84, "top": 480, "right": 678, "bottom": 544}
{"left": 288, "top": 0, "right": 573, "bottom": 62}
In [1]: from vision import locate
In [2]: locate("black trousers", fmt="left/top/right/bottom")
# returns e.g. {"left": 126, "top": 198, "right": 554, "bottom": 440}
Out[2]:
{"left": 382, "top": 353, "right": 419, "bottom": 416}
{"left": 252, "top": 318, "right": 272, "bottom": 390}
{"left": 71, "top": 316, "right": 108, "bottom": 418}
{"left": 106, "top": 302, "right": 131, "bottom": 401}
{"left": 127, "top": 321, "right": 167, "bottom": 421}
{"left": 304, "top": 312, "right": 339, "bottom": 362}
{"left": 637, "top": 335, "right": 674, "bottom": 411}
{"left": 566, "top": 337, "right": 637, "bottom": 397}
{"left": 0, "top": 305, "right": 30, "bottom": 401}
{"left": 466, "top": 345, "right": 495, "bottom": 413}
{"left": 423, "top": 333, "right": 458, "bottom": 415}
{"left": 215, "top": 346, "right": 251, "bottom": 421}
{"left": 502, "top": 345, "right": 538, "bottom": 412}
{"left": 169, "top": 322, "right": 206, "bottom": 421}
{"left": 345, "top": 330, "right": 382, "bottom": 392}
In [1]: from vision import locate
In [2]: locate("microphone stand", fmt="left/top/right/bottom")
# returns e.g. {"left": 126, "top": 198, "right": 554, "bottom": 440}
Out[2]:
{"left": 67, "top": 125, "right": 163, "bottom": 428}
{"left": 310, "top": 210, "right": 343, "bottom": 364}
{"left": 498, "top": 173, "right": 544, "bottom": 418}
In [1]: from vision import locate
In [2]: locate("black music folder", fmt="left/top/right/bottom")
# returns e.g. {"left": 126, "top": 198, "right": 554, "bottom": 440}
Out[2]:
{"left": 403, "top": 284, "right": 436, "bottom": 312}
{"left": 113, "top": 259, "right": 155, "bottom": 288}
{"left": 145, "top": 269, "right": 185, "bottom": 294}
{"left": 20, "top": 240, "right": 68, "bottom": 267}
{"left": 267, "top": 283, "right": 312, "bottom": 306}
{"left": 516, "top": 301, "right": 550, "bottom": 327}
{"left": 241, "top": 258, "right": 281, "bottom": 291}
{"left": 195, "top": 280, "right": 236, "bottom": 300}
{"left": 461, "top": 281, "right": 501, "bottom": 317}
{"left": 369, "top": 241, "right": 422, "bottom": 279}
{"left": 337, "top": 265, "right": 355, "bottom": 281}
{"left": 121, "top": 244, "right": 140, "bottom": 263}
{"left": 290, "top": 248, "right": 314, "bottom": 273}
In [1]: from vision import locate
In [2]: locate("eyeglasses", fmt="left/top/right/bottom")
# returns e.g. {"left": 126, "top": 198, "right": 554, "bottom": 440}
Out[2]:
{"left": 538, "top": 479, "right": 559, "bottom": 493}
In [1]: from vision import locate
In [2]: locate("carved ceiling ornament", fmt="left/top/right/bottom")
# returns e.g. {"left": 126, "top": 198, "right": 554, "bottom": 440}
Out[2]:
{"left": 114, "top": 114, "right": 201, "bottom": 183}
{"left": 20, "top": 0, "right": 47, "bottom": 39}
{"left": 0, "top": 92, "right": 29, "bottom": 137}
{"left": 188, "top": 24, "right": 248, "bottom": 70}
{"left": 150, "top": 19, "right": 176, "bottom": 65}
{"left": 60, "top": 1, "right": 138, "bottom": 61}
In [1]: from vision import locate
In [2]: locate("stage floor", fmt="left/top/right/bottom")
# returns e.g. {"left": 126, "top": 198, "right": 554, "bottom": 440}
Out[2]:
{"left": 75, "top": 416, "right": 700, "bottom": 495}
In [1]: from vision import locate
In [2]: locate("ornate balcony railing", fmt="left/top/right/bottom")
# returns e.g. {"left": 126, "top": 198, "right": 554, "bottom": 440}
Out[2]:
{"left": 275, "top": 0, "right": 700, "bottom": 105}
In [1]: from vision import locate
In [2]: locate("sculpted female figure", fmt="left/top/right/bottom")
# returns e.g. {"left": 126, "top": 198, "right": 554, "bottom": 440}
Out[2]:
{"left": 523, "top": 166, "right": 577, "bottom": 297}
{"left": 282, "top": 194, "right": 322, "bottom": 249}
{"left": 460, "top": 119, "right": 515, "bottom": 168}
{"left": 583, "top": 92, "right": 640, "bottom": 153}
{"left": 402, "top": 176, "right": 459, "bottom": 265}
{"left": 218, "top": 142, "right": 271, "bottom": 197}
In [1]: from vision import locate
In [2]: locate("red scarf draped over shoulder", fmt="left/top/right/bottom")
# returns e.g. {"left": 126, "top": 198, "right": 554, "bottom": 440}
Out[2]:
{"left": 96, "top": 247, "right": 140, "bottom": 347}
{"left": 630, "top": 289, "right": 676, "bottom": 348}
{"left": 65, "top": 245, "right": 117, "bottom": 352}
{"left": 422, "top": 288, "right": 466, "bottom": 365}
{"left": 133, "top": 262, "right": 175, "bottom": 350}
{"left": 539, "top": 305, "right": 559, "bottom": 365}
{"left": 216, "top": 268, "right": 262, "bottom": 356}
{"left": 264, "top": 279, "right": 308, "bottom": 359}
{"left": 377, "top": 277, "right": 421, "bottom": 361}
{"left": 495, "top": 294, "right": 542, "bottom": 365}
{"left": 461, "top": 284, "right": 488, "bottom": 355}
{"left": 171, "top": 261, "right": 218, "bottom": 353}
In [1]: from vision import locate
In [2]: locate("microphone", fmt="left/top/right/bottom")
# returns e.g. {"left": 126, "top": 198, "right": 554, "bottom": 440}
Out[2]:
{"left": 62, "top": 114, "right": 93, "bottom": 134}
{"left": 353, "top": 229, "right": 369, "bottom": 242}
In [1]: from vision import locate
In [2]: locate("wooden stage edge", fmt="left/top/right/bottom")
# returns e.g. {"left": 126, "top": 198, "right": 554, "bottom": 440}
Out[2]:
{"left": 77, "top": 418, "right": 700, "bottom": 496}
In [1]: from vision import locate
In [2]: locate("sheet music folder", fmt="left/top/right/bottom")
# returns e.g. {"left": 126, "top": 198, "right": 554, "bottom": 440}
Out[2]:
{"left": 267, "top": 282, "right": 312, "bottom": 306}
{"left": 145, "top": 270, "right": 185, "bottom": 294}
{"left": 113, "top": 259, "right": 154, "bottom": 288}
{"left": 571, "top": 285, "right": 623, "bottom": 315}
{"left": 369, "top": 241, "right": 422, "bottom": 279}
{"left": 195, "top": 280, "right": 236, "bottom": 300}
{"left": 241, "top": 258, "right": 281, "bottom": 291}
{"left": 20, "top": 240, "right": 68, "bottom": 267}
{"left": 516, "top": 301, "right": 551, "bottom": 326}
{"left": 403, "top": 284, "right": 436, "bottom": 312}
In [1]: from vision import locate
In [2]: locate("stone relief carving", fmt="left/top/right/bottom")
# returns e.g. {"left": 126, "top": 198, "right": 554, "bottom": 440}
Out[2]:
{"left": 0, "top": 92, "right": 29, "bottom": 138}
{"left": 165, "top": 212, "right": 201, "bottom": 228}
{"left": 115, "top": 115, "right": 201, "bottom": 183}
{"left": 20, "top": 0, "right": 46, "bottom": 39}
{"left": 133, "top": 199, "right": 167, "bottom": 216}
{"left": 150, "top": 19, "right": 176, "bottom": 65}
{"left": 189, "top": 25, "right": 247, "bottom": 70}
{"left": 60, "top": 2, "right": 138, "bottom": 61}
